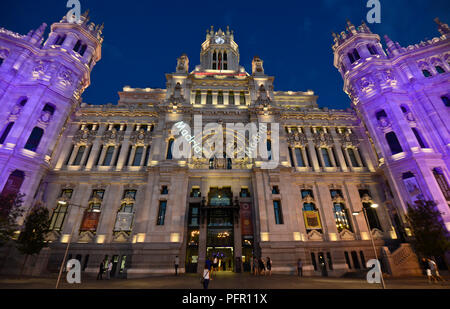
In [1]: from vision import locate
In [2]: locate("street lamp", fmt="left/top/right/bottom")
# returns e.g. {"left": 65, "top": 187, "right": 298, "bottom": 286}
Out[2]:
{"left": 352, "top": 203, "right": 386, "bottom": 289}
{"left": 55, "top": 200, "right": 87, "bottom": 289}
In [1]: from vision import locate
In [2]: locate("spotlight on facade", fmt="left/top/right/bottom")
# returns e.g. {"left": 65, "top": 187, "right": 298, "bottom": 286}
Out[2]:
{"left": 371, "top": 203, "right": 379, "bottom": 208}
{"left": 57, "top": 200, "right": 68, "bottom": 205}
{"left": 352, "top": 211, "right": 360, "bottom": 216}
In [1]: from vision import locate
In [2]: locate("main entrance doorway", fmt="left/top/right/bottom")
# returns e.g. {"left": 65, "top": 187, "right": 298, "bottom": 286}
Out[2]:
{"left": 207, "top": 247, "right": 234, "bottom": 272}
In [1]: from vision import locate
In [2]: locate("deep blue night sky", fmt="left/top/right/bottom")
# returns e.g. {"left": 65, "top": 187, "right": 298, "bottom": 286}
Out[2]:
{"left": 2, "top": 0, "right": 450, "bottom": 109}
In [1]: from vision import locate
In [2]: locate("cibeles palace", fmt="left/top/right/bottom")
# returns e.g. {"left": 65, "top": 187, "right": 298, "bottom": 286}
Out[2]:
{"left": 0, "top": 12, "right": 449, "bottom": 278}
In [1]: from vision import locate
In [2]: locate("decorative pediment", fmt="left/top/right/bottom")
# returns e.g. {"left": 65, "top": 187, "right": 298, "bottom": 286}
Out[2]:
{"left": 73, "top": 128, "right": 96, "bottom": 145}
{"left": 287, "top": 132, "right": 308, "bottom": 147}
{"left": 46, "top": 230, "right": 61, "bottom": 242}
{"left": 78, "top": 231, "right": 95, "bottom": 243}
{"left": 113, "top": 231, "right": 131, "bottom": 243}
{"left": 307, "top": 230, "right": 323, "bottom": 241}
{"left": 312, "top": 132, "right": 333, "bottom": 147}
{"left": 361, "top": 193, "right": 373, "bottom": 204}
{"left": 101, "top": 129, "right": 124, "bottom": 144}
{"left": 332, "top": 194, "right": 345, "bottom": 204}
{"left": 130, "top": 129, "right": 152, "bottom": 145}
{"left": 338, "top": 132, "right": 359, "bottom": 147}
{"left": 371, "top": 228, "right": 384, "bottom": 239}
{"left": 339, "top": 229, "right": 355, "bottom": 240}
{"left": 302, "top": 193, "right": 315, "bottom": 204}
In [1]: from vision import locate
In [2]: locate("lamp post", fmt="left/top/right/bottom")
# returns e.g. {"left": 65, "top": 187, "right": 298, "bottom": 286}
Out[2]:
{"left": 55, "top": 200, "right": 86, "bottom": 289}
{"left": 352, "top": 203, "right": 386, "bottom": 289}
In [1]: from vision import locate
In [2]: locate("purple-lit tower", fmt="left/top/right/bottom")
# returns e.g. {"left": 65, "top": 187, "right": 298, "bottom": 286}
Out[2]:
{"left": 0, "top": 12, "right": 103, "bottom": 210}
{"left": 332, "top": 19, "right": 450, "bottom": 235}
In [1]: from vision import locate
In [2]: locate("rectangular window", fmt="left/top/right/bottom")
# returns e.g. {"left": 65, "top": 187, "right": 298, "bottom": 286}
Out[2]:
{"left": 72, "top": 146, "right": 86, "bottom": 166}
{"left": 288, "top": 147, "right": 295, "bottom": 167}
{"left": 315, "top": 148, "right": 322, "bottom": 167}
{"left": 103, "top": 146, "right": 114, "bottom": 166}
{"left": 295, "top": 148, "right": 305, "bottom": 167}
{"left": 321, "top": 148, "right": 332, "bottom": 167}
{"left": 143, "top": 146, "right": 151, "bottom": 166}
{"left": 273, "top": 200, "right": 284, "bottom": 224}
{"left": 348, "top": 148, "right": 360, "bottom": 167}
{"left": 95, "top": 145, "right": 103, "bottom": 166}
{"left": 331, "top": 147, "right": 340, "bottom": 167}
{"left": 125, "top": 145, "right": 132, "bottom": 165}
{"left": 157, "top": 201, "right": 167, "bottom": 225}
{"left": 132, "top": 146, "right": 144, "bottom": 166}
{"left": 65, "top": 144, "right": 75, "bottom": 165}
{"left": 113, "top": 145, "right": 121, "bottom": 166}
{"left": 83, "top": 145, "right": 92, "bottom": 167}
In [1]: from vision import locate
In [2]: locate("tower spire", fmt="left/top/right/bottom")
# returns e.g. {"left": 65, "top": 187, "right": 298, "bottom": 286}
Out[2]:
{"left": 434, "top": 17, "right": 450, "bottom": 35}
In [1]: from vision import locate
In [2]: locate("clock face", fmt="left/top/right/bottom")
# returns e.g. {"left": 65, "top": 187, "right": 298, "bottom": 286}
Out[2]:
{"left": 215, "top": 36, "right": 225, "bottom": 44}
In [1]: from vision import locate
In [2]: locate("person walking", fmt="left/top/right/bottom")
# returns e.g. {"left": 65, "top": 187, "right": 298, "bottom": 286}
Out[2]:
{"left": 174, "top": 256, "right": 180, "bottom": 276}
{"left": 96, "top": 261, "right": 104, "bottom": 280}
{"left": 428, "top": 258, "right": 444, "bottom": 282}
{"left": 106, "top": 260, "right": 112, "bottom": 280}
{"left": 427, "top": 258, "right": 438, "bottom": 283}
{"left": 202, "top": 264, "right": 211, "bottom": 289}
{"left": 253, "top": 257, "right": 258, "bottom": 276}
{"left": 258, "top": 258, "right": 266, "bottom": 276}
{"left": 297, "top": 259, "right": 303, "bottom": 277}
{"left": 421, "top": 258, "right": 432, "bottom": 283}
{"left": 212, "top": 255, "right": 218, "bottom": 277}
{"left": 266, "top": 257, "right": 272, "bottom": 276}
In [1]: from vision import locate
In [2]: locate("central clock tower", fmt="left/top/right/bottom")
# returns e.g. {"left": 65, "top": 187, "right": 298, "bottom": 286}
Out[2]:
{"left": 199, "top": 26, "right": 241, "bottom": 72}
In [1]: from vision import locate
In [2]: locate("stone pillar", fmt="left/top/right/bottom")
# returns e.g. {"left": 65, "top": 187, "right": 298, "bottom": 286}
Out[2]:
{"left": 197, "top": 209, "right": 207, "bottom": 274}
{"left": 201, "top": 91, "right": 207, "bottom": 105}
{"left": 224, "top": 91, "right": 229, "bottom": 105}
{"left": 314, "top": 183, "right": 338, "bottom": 238}
{"left": 330, "top": 129, "right": 348, "bottom": 171}
{"left": 212, "top": 91, "right": 218, "bottom": 105}
{"left": 85, "top": 140, "right": 101, "bottom": 170}
{"left": 305, "top": 128, "right": 320, "bottom": 171}
{"left": 234, "top": 209, "right": 242, "bottom": 272}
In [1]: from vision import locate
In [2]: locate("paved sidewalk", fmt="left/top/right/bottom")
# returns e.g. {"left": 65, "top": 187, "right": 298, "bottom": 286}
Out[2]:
{"left": 0, "top": 272, "right": 449, "bottom": 289}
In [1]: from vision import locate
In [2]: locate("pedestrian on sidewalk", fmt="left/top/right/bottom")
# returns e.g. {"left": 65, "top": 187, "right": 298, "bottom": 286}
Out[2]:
{"left": 426, "top": 258, "right": 438, "bottom": 283}
{"left": 258, "top": 257, "right": 266, "bottom": 276}
{"left": 253, "top": 257, "right": 258, "bottom": 276}
{"left": 428, "top": 258, "right": 444, "bottom": 282}
{"left": 266, "top": 257, "right": 272, "bottom": 276}
{"left": 297, "top": 259, "right": 303, "bottom": 277}
{"left": 212, "top": 255, "right": 218, "bottom": 277}
{"left": 421, "top": 258, "right": 432, "bottom": 283}
{"left": 106, "top": 260, "right": 112, "bottom": 280}
{"left": 174, "top": 256, "right": 180, "bottom": 276}
{"left": 202, "top": 264, "right": 211, "bottom": 289}
{"left": 96, "top": 261, "right": 104, "bottom": 280}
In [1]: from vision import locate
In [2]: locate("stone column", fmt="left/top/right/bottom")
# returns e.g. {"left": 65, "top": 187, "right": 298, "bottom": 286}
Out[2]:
{"left": 343, "top": 182, "right": 370, "bottom": 238}
{"left": 197, "top": 209, "right": 207, "bottom": 274}
{"left": 314, "top": 183, "right": 338, "bottom": 238}
{"left": 201, "top": 91, "right": 207, "bottom": 105}
{"left": 224, "top": 91, "right": 229, "bottom": 105}
{"left": 85, "top": 141, "right": 101, "bottom": 170}
{"left": 305, "top": 128, "right": 320, "bottom": 171}
{"left": 233, "top": 208, "right": 242, "bottom": 272}
{"left": 212, "top": 91, "right": 218, "bottom": 105}
{"left": 330, "top": 129, "right": 348, "bottom": 171}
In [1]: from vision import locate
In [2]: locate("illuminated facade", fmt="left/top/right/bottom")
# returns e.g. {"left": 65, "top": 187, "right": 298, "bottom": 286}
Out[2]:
{"left": 0, "top": 14, "right": 448, "bottom": 277}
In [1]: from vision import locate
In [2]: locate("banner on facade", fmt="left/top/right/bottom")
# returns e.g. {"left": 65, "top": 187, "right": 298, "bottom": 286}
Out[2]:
{"left": 433, "top": 170, "right": 450, "bottom": 201}
{"left": 240, "top": 202, "right": 253, "bottom": 236}
{"left": 0, "top": 171, "right": 24, "bottom": 199}
{"left": 114, "top": 212, "right": 134, "bottom": 231}
{"left": 403, "top": 175, "right": 423, "bottom": 203}
{"left": 303, "top": 210, "right": 322, "bottom": 230}
{"left": 79, "top": 211, "right": 100, "bottom": 231}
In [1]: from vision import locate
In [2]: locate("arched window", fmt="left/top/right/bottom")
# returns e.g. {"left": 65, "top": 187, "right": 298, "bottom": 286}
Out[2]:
{"left": 442, "top": 96, "right": 450, "bottom": 107}
{"left": 400, "top": 105, "right": 408, "bottom": 113}
{"left": 217, "top": 91, "right": 223, "bottom": 104}
{"left": 49, "top": 189, "right": 73, "bottom": 231}
{"left": 73, "top": 40, "right": 82, "bottom": 53}
{"left": 54, "top": 34, "right": 66, "bottom": 46}
{"left": 143, "top": 146, "right": 151, "bottom": 166}
{"left": 113, "top": 190, "right": 137, "bottom": 232}
{"left": 43, "top": 103, "right": 55, "bottom": 115}
{"left": 79, "top": 44, "right": 87, "bottom": 56}
{"left": 195, "top": 90, "right": 201, "bottom": 104}
{"left": 18, "top": 97, "right": 28, "bottom": 106}
{"left": 363, "top": 202, "right": 382, "bottom": 230}
{"left": 367, "top": 44, "right": 377, "bottom": 55}
{"left": 223, "top": 51, "right": 228, "bottom": 70}
{"left": 206, "top": 91, "right": 212, "bottom": 104}
{"left": 375, "top": 109, "right": 387, "bottom": 120}
{"left": 0, "top": 122, "right": 14, "bottom": 144}
{"left": 412, "top": 128, "right": 428, "bottom": 148}
{"left": 267, "top": 139, "right": 272, "bottom": 161}
{"left": 352, "top": 49, "right": 360, "bottom": 61}
{"left": 166, "top": 139, "right": 174, "bottom": 159}
{"left": 0, "top": 170, "right": 25, "bottom": 199}
{"left": 102, "top": 146, "right": 115, "bottom": 166}
{"left": 24, "top": 127, "right": 44, "bottom": 152}
{"left": 80, "top": 190, "right": 104, "bottom": 232}
{"left": 212, "top": 51, "right": 217, "bottom": 70}
{"left": 422, "top": 69, "right": 432, "bottom": 77}
{"left": 348, "top": 52, "right": 355, "bottom": 64}
{"left": 218, "top": 52, "right": 222, "bottom": 70}
{"left": 385, "top": 131, "right": 403, "bottom": 155}
{"left": 435, "top": 66, "right": 445, "bottom": 74}
{"left": 229, "top": 91, "right": 235, "bottom": 105}
{"left": 331, "top": 190, "right": 352, "bottom": 232}
{"left": 72, "top": 146, "right": 86, "bottom": 166}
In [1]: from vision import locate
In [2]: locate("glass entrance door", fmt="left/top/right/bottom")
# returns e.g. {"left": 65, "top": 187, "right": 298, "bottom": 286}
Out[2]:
{"left": 207, "top": 247, "right": 234, "bottom": 272}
